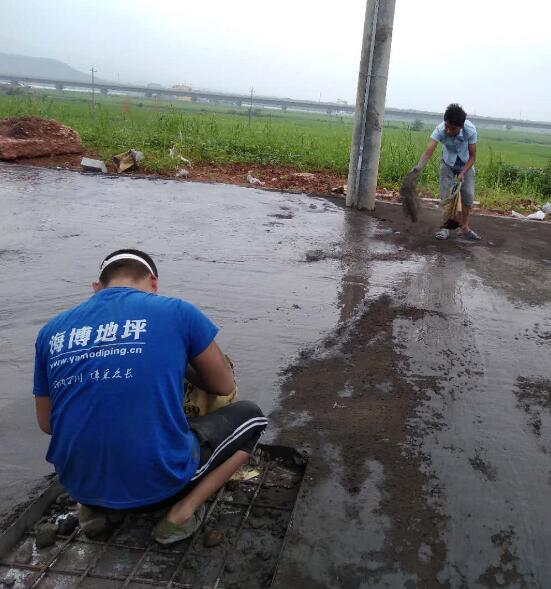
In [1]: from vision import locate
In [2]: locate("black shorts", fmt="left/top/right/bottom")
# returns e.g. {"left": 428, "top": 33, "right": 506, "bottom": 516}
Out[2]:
{"left": 188, "top": 400, "right": 268, "bottom": 480}
{"left": 125, "top": 400, "right": 268, "bottom": 512}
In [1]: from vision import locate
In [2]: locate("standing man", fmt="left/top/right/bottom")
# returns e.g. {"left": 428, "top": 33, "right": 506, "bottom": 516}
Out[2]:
{"left": 413, "top": 103, "right": 480, "bottom": 240}
{"left": 33, "top": 249, "right": 268, "bottom": 544}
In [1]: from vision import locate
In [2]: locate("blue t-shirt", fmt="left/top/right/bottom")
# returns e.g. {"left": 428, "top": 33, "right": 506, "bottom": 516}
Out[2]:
{"left": 431, "top": 119, "right": 477, "bottom": 166}
{"left": 33, "top": 287, "right": 218, "bottom": 509}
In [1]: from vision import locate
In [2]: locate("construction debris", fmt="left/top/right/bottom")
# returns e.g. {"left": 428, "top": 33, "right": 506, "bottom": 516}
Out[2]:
{"left": 168, "top": 146, "right": 192, "bottom": 166}
{"left": 81, "top": 157, "right": 107, "bottom": 173}
{"left": 113, "top": 149, "right": 144, "bottom": 173}
{"left": 58, "top": 513, "right": 78, "bottom": 535}
{"left": 204, "top": 529, "right": 225, "bottom": 548}
{"left": 14, "top": 539, "right": 33, "bottom": 564}
{"left": 511, "top": 209, "right": 547, "bottom": 221}
{"left": 246, "top": 171, "right": 265, "bottom": 186}
{"left": 331, "top": 185, "right": 347, "bottom": 195}
{"left": 35, "top": 522, "right": 58, "bottom": 548}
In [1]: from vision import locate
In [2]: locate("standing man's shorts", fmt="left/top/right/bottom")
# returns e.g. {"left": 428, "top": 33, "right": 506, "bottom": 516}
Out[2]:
{"left": 439, "top": 160, "right": 475, "bottom": 206}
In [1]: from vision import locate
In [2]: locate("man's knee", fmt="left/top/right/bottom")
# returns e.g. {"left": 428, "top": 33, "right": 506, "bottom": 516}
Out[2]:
{"left": 232, "top": 400, "right": 265, "bottom": 421}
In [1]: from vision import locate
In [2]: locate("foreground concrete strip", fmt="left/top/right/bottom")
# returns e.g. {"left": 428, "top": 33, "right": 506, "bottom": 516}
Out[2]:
{"left": 0, "top": 479, "right": 62, "bottom": 559}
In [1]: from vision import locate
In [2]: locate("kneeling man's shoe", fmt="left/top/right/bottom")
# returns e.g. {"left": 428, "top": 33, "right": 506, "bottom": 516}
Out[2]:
{"left": 152, "top": 504, "right": 206, "bottom": 545}
{"left": 79, "top": 505, "right": 124, "bottom": 538}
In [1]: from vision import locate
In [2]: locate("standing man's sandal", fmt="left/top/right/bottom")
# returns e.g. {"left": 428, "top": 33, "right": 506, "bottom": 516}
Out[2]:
{"left": 458, "top": 228, "right": 481, "bottom": 241}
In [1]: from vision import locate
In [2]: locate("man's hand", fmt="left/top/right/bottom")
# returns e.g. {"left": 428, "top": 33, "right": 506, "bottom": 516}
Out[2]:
{"left": 189, "top": 341, "right": 235, "bottom": 397}
{"left": 457, "top": 170, "right": 465, "bottom": 183}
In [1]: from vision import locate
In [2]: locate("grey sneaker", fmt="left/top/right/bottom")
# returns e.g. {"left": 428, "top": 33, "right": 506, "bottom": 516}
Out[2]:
{"left": 152, "top": 504, "right": 206, "bottom": 545}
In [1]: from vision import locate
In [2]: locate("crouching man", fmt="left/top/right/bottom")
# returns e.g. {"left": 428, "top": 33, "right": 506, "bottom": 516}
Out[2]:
{"left": 33, "top": 249, "right": 267, "bottom": 544}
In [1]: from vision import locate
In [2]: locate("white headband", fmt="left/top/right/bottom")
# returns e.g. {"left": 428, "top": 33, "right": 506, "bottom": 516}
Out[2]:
{"left": 100, "top": 253, "right": 156, "bottom": 277}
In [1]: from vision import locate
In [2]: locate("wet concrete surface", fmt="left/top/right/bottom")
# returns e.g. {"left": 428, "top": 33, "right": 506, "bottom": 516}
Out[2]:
{"left": 0, "top": 447, "right": 304, "bottom": 589}
{"left": 1, "top": 163, "right": 551, "bottom": 587}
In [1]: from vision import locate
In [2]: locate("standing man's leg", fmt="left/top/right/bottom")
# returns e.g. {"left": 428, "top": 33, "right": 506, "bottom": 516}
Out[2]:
{"left": 439, "top": 160, "right": 455, "bottom": 203}
{"left": 459, "top": 167, "right": 480, "bottom": 239}
{"left": 435, "top": 161, "right": 455, "bottom": 239}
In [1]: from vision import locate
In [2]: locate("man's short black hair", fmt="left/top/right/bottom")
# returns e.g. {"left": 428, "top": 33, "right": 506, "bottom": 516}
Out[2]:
{"left": 99, "top": 249, "right": 158, "bottom": 286}
{"left": 444, "top": 103, "right": 467, "bottom": 127}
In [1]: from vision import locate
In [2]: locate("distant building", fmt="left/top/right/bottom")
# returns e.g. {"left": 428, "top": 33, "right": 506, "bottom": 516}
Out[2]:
{"left": 172, "top": 84, "right": 193, "bottom": 101}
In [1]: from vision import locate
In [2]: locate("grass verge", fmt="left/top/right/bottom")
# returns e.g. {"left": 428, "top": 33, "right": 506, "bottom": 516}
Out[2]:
{"left": 1, "top": 91, "right": 550, "bottom": 211}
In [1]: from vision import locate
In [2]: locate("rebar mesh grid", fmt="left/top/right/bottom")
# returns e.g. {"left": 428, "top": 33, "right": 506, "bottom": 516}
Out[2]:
{"left": 0, "top": 447, "right": 305, "bottom": 589}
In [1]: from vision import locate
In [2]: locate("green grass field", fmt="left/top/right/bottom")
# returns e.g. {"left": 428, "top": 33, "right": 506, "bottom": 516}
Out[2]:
{"left": 1, "top": 90, "right": 550, "bottom": 210}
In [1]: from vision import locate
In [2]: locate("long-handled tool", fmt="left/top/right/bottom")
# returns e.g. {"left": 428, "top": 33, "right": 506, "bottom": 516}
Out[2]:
{"left": 400, "top": 168, "right": 420, "bottom": 222}
{"left": 440, "top": 179, "right": 462, "bottom": 229}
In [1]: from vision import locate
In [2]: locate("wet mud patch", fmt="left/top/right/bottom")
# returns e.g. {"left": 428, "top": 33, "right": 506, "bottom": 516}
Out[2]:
{"left": 469, "top": 449, "right": 498, "bottom": 482}
{"left": 267, "top": 213, "right": 294, "bottom": 220}
{"left": 272, "top": 294, "right": 448, "bottom": 583}
{"left": 302, "top": 248, "right": 342, "bottom": 263}
{"left": 477, "top": 528, "right": 533, "bottom": 588}
{"left": 514, "top": 377, "right": 551, "bottom": 437}
{"left": 302, "top": 245, "right": 411, "bottom": 265}
{"left": 523, "top": 320, "right": 551, "bottom": 349}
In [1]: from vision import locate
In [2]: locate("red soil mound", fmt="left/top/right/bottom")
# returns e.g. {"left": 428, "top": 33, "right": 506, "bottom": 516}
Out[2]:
{"left": 0, "top": 116, "right": 83, "bottom": 160}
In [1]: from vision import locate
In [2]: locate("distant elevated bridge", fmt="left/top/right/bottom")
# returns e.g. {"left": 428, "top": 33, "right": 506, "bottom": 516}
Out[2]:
{"left": 1, "top": 73, "right": 550, "bottom": 132}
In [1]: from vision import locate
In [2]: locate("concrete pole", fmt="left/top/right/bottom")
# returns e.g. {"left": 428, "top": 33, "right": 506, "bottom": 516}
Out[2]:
{"left": 90, "top": 67, "right": 97, "bottom": 120}
{"left": 347, "top": 0, "right": 396, "bottom": 210}
{"left": 347, "top": 0, "right": 379, "bottom": 208}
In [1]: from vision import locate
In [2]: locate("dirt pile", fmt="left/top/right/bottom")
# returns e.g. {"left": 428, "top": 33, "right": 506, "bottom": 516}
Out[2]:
{"left": 0, "top": 116, "right": 84, "bottom": 160}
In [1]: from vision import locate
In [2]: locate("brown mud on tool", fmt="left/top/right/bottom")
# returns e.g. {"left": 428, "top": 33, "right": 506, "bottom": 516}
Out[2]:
{"left": 400, "top": 170, "right": 420, "bottom": 222}
{"left": 440, "top": 180, "right": 462, "bottom": 230}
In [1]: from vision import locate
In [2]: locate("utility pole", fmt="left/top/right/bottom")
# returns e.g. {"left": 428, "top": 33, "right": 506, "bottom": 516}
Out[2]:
{"left": 248, "top": 87, "right": 255, "bottom": 125}
{"left": 347, "top": 0, "right": 396, "bottom": 210}
{"left": 90, "top": 67, "right": 97, "bottom": 120}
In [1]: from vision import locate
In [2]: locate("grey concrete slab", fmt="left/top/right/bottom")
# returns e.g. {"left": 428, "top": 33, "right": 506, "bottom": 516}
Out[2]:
{"left": 1, "top": 163, "right": 550, "bottom": 588}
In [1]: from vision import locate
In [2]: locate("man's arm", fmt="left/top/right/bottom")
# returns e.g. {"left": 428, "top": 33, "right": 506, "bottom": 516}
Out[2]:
{"left": 189, "top": 341, "right": 235, "bottom": 396}
{"left": 413, "top": 139, "right": 438, "bottom": 174}
{"left": 458, "top": 143, "right": 476, "bottom": 182}
{"left": 35, "top": 397, "right": 52, "bottom": 434}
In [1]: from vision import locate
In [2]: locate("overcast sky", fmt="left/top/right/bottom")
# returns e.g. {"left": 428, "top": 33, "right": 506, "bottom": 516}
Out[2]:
{"left": 3, "top": 0, "right": 551, "bottom": 121}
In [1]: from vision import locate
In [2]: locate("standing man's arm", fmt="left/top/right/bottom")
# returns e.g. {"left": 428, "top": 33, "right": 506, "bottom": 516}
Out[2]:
{"left": 458, "top": 143, "right": 476, "bottom": 182}
{"left": 413, "top": 139, "right": 438, "bottom": 174}
{"left": 35, "top": 397, "right": 52, "bottom": 434}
